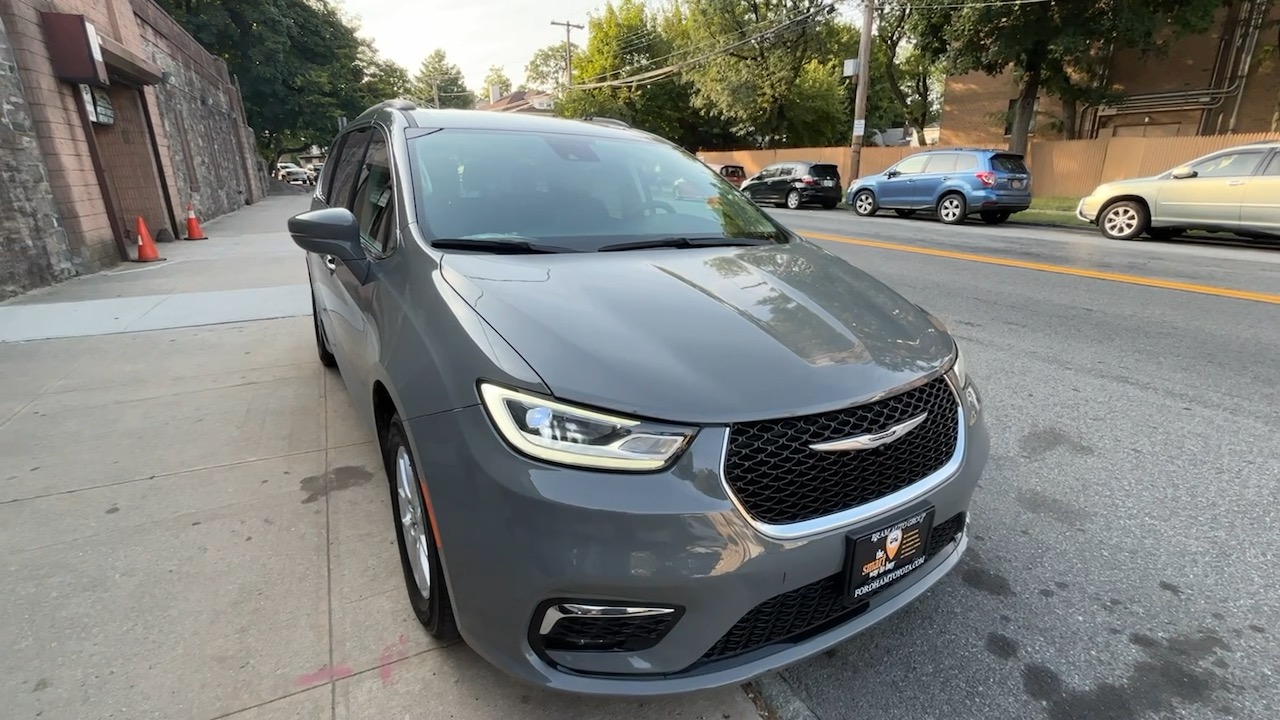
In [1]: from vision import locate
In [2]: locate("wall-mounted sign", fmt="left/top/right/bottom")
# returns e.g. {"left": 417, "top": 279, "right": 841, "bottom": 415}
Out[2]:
{"left": 78, "top": 84, "right": 97, "bottom": 123}
{"left": 41, "top": 12, "right": 110, "bottom": 85}
{"left": 91, "top": 87, "right": 114, "bottom": 125}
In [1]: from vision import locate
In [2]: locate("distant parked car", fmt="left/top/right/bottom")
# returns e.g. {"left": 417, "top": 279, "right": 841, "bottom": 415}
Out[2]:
{"left": 1076, "top": 141, "right": 1280, "bottom": 241}
{"left": 848, "top": 149, "right": 1032, "bottom": 225}
{"left": 740, "top": 161, "right": 842, "bottom": 209}
{"left": 707, "top": 163, "right": 748, "bottom": 188}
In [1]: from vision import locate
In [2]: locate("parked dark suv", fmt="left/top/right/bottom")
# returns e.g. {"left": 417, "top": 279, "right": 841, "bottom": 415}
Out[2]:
{"left": 741, "top": 161, "right": 843, "bottom": 209}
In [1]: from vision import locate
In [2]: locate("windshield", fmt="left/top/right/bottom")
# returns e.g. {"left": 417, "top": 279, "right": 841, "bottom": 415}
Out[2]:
{"left": 406, "top": 128, "right": 790, "bottom": 251}
{"left": 810, "top": 164, "right": 840, "bottom": 179}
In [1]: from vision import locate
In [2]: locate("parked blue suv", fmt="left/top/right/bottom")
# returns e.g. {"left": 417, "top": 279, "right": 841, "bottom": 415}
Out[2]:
{"left": 847, "top": 149, "right": 1032, "bottom": 225}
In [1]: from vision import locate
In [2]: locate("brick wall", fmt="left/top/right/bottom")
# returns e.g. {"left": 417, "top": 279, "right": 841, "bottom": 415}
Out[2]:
{"left": 0, "top": 11, "right": 74, "bottom": 299}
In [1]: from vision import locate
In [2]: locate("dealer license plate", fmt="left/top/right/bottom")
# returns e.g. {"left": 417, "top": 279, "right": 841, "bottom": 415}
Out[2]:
{"left": 822, "top": 179, "right": 835, "bottom": 187}
{"left": 845, "top": 508, "right": 935, "bottom": 600}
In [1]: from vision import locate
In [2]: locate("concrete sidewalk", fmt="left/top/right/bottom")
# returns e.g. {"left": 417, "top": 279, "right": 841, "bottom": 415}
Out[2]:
{"left": 0, "top": 197, "right": 763, "bottom": 720}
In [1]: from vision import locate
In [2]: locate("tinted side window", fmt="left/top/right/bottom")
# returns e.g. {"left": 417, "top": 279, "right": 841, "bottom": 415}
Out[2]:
{"left": 894, "top": 155, "right": 928, "bottom": 174}
{"left": 351, "top": 131, "right": 395, "bottom": 253}
{"left": 1191, "top": 151, "right": 1265, "bottom": 178}
{"left": 923, "top": 154, "right": 958, "bottom": 173}
{"left": 327, "top": 127, "right": 372, "bottom": 209}
{"left": 1263, "top": 153, "right": 1280, "bottom": 176}
{"left": 955, "top": 154, "right": 979, "bottom": 171}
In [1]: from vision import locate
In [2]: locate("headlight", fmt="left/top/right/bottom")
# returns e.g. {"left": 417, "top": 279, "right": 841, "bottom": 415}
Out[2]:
{"left": 479, "top": 383, "right": 696, "bottom": 471}
{"left": 947, "top": 344, "right": 981, "bottom": 424}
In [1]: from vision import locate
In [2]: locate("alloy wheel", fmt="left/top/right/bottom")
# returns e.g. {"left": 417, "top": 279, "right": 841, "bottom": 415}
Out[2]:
{"left": 786, "top": 190, "right": 801, "bottom": 209}
{"left": 939, "top": 196, "right": 963, "bottom": 223}
{"left": 395, "top": 446, "right": 431, "bottom": 601}
{"left": 1103, "top": 206, "right": 1139, "bottom": 238}
{"left": 855, "top": 192, "right": 875, "bottom": 215}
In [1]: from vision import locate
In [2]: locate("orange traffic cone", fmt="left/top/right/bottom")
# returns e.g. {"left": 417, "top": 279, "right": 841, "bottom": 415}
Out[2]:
{"left": 134, "top": 216, "right": 164, "bottom": 262}
{"left": 185, "top": 203, "right": 207, "bottom": 241}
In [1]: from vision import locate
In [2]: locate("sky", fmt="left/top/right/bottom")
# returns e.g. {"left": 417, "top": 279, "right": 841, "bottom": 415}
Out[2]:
{"left": 336, "top": 0, "right": 607, "bottom": 92}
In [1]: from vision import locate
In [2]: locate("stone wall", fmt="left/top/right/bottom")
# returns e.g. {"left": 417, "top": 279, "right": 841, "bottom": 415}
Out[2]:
{"left": 0, "top": 13, "right": 73, "bottom": 300}
{"left": 134, "top": 0, "right": 262, "bottom": 222}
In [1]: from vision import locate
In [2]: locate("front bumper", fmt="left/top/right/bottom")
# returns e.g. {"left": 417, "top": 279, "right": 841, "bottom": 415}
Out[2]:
{"left": 1076, "top": 196, "right": 1100, "bottom": 223}
{"left": 405, "top": 381, "right": 989, "bottom": 696}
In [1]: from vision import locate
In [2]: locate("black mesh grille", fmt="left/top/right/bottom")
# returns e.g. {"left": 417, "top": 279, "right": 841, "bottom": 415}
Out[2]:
{"left": 543, "top": 613, "right": 677, "bottom": 653}
{"left": 698, "top": 513, "right": 966, "bottom": 663}
{"left": 724, "top": 377, "right": 959, "bottom": 525}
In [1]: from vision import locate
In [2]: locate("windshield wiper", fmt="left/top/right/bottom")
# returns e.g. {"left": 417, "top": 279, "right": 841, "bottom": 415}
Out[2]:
{"left": 429, "top": 238, "right": 581, "bottom": 254}
{"left": 597, "top": 236, "right": 775, "bottom": 252}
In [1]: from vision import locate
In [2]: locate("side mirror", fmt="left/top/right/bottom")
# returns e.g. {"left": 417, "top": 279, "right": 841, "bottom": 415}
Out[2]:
{"left": 288, "top": 208, "right": 363, "bottom": 261}
{"left": 1170, "top": 166, "right": 1197, "bottom": 180}
{"left": 885, "top": 169, "right": 900, "bottom": 178}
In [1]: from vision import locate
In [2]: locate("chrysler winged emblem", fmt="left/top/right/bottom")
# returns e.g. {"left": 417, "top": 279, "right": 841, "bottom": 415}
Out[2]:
{"left": 808, "top": 413, "right": 928, "bottom": 452}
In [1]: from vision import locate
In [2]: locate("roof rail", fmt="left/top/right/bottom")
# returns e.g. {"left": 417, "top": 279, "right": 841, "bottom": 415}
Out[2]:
{"left": 580, "top": 116, "right": 631, "bottom": 129}
{"left": 380, "top": 98, "right": 418, "bottom": 111}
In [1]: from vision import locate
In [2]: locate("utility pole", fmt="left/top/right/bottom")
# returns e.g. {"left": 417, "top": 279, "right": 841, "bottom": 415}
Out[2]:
{"left": 432, "top": 79, "right": 440, "bottom": 109}
{"left": 849, "top": 0, "right": 875, "bottom": 181}
{"left": 550, "top": 19, "right": 584, "bottom": 89}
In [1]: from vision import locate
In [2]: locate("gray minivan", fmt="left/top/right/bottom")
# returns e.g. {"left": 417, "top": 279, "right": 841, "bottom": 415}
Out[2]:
{"left": 287, "top": 101, "right": 989, "bottom": 696}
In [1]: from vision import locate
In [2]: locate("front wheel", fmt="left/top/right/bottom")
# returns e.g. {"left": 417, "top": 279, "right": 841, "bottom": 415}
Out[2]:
{"left": 1099, "top": 201, "right": 1148, "bottom": 240}
{"left": 937, "top": 194, "right": 967, "bottom": 225}
{"left": 384, "top": 416, "right": 459, "bottom": 641}
{"left": 852, "top": 190, "right": 877, "bottom": 216}
{"left": 980, "top": 210, "right": 1011, "bottom": 225}
{"left": 785, "top": 190, "right": 802, "bottom": 209}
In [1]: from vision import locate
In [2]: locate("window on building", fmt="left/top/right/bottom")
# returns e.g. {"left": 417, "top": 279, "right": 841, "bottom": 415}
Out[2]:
{"left": 1003, "top": 99, "right": 1039, "bottom": 137}
{"left": 326, "top": 127, "right": 371, "bottom": 209}
{"left": 351, "top": 131, "right": 396, "bottom": 254}
{"left": 1190, "top": 151, "right": 1266, "bottom": 178}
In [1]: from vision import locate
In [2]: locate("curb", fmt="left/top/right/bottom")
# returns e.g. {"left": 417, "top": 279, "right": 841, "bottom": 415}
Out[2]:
{"left": 745, "top": 674, "right": 820, "bottom": 720}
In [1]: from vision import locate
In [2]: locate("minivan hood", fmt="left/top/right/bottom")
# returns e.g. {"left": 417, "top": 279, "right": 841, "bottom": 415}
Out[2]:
{"left": 441, "top": 240, "right": 955, "bottom": 424}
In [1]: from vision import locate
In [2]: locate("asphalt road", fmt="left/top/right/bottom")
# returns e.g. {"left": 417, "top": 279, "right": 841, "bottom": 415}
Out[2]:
{"left": 764, "top": 208, "right": 1280, "bottom": 720}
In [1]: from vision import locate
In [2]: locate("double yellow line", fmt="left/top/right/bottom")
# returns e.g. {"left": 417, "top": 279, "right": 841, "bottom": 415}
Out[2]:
{"left": 804, "top": 231, "right": 1280, "bottom": 306}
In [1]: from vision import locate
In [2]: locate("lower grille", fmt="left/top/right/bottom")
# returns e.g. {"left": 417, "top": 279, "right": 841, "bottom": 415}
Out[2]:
{"left": 723, "top": 376, "right": 961, "bottom": 526}
{"left": 542, "top": 614, "right": 678, "bottom": 653}
{"left": 698, "top": 512, "right": 966, "bottom": 664}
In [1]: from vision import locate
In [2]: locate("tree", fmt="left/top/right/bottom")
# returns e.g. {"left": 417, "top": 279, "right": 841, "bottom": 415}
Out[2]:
{"left": 871, "top": 1, "right": 943, "bottom": 145}
{"left": 410, "top": 49, "right": 475, "bottom": 109}
{"left": 912, "top": 0, "right": 1221, "bottom": 153}
{"left": 482, "top": 65, "right": 513, "bottom": 99}
{"left": 525, "top": 43, "right": 580, "bottom": 91}
{"left": 358, "top": 45, "right": 412, "bottom": 106}
{"left": 679, "top": 0, "right": 848, "bottom": 147}
{"left": 154, "top": 0, "right": 406, "bottom": 161}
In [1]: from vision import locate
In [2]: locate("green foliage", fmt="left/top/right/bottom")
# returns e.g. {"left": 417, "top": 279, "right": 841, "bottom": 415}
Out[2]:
{"left": 482, "top": 66, "right": 513, "bottom": 98}
{"left": 524, "top": 43, "right": 579, "bottom": 91}
{"left": 155, "top": 0, "right": 411, "bottom": 160}
{"left": 410, "top": 49, "right": 475, "bottom": 109}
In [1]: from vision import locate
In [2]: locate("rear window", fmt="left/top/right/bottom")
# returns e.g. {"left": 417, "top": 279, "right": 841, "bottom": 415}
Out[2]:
{"left": 810, "top": 164, "right": 840, "bottom": 179}
{"left": 723, "top": 166, "right": 746, "bottom": 178}
{"left": 990, "top": 155, "right": 1029, "bottom": 174}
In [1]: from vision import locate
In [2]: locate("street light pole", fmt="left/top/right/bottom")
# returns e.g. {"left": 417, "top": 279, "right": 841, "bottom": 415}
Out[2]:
{"left": 550, "top": 19, "right": 585, "bottom": 89}
{"left": 850, "top": 0, "right": 875, "bottom": 181}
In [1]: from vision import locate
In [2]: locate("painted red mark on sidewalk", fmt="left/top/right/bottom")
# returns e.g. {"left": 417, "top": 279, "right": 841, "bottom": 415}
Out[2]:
{"left": 378, "top": 634, "right": 411, "bottom": 686}
{"left": 295, "top": 664, "right": 354, "bottom": 687}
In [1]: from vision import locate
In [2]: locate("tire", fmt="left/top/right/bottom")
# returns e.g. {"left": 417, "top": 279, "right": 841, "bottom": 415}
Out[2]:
{"left": 980, "top": 210, "right": 1011, "bottom": 225}
{"left": 894, "top": 209, "right": 916, "bottom": 218}
{"left": 937, "top": 193, "right": 967, "bottom": 225}
{"left": 1099, "top": 200, "right": 1148, "bottom": 240}
{"left": 384, "top": 415, "right": 459, "bottom": 641}
{"left": 785, "top": 190, "right": 802, "bottom": 209}
{"left": 1146, "top": 227, "right": 1178, "bottom": 241}
{"left": 852, "top": 190, "right": 878, "bottom": 216}
{"left": 312, "top": 291, "right": 337, "bottom": 368}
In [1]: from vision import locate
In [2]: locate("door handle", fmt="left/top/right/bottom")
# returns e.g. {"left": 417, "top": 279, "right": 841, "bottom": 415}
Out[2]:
{"left": 1226, "top": 180, "right": 1246, "bottom": 186}
{"left": 323, "top": 255, "right": 338, "bottom": 272}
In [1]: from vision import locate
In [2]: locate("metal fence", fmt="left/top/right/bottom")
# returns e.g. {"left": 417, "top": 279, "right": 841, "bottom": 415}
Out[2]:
{"left": 697, "top": 132, "right": 1280, "bottom": 200}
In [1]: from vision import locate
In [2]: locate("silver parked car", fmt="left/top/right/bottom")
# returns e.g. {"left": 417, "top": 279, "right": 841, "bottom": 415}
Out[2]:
{"left": 287, "top": 101, "right": 989, "bottom": 696}
{"left": 1077, "top": 141, "right": 1280, "bottom": 241}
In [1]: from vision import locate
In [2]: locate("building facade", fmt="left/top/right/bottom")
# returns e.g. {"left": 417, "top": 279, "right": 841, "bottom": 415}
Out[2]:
{"left": 0, "top": 0, "right": 262, "bottom": 300}
{"left": 938, "top": 0, "right": 1280, "bottom": 147}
